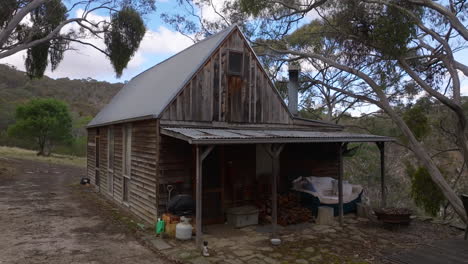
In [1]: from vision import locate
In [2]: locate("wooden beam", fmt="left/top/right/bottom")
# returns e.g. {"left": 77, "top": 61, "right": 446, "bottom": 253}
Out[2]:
{"left": 338, "top": 143, "right": 346, "bottom": 226}
{"left": 376, "top": 142, "right": 386, "bottom": 208}
{"left": 195, "top": 145, "right": 214, "bottom": 249}
{"left": 263, "top": 143, "right": 284, "bottom": 238}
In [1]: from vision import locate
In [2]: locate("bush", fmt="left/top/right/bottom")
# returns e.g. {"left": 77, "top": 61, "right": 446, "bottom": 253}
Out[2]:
{"left": 406, "top": 163, "right": 446, "bottom": 216}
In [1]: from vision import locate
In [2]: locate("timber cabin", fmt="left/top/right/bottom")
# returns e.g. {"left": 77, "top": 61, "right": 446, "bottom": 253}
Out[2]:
{"left": 86, "top": 25, "right": 393, "bottom": 245}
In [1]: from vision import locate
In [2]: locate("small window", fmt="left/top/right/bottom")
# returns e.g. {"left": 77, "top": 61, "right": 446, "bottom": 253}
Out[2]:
{"left": 228, "top": 50, "right": 243, "bottom": 76}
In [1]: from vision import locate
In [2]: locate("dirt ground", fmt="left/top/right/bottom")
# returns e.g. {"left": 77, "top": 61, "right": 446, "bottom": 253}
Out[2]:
{"left": 0, "top": 157, "right": 170, "bottom": 264}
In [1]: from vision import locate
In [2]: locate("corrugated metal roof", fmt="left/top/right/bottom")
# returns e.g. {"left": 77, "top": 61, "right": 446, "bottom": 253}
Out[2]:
{"left": 161, "top": 127, "right": 394, "bottom": 145}
{"left": 87, "top": 25, "right": 236, "bottom": 127}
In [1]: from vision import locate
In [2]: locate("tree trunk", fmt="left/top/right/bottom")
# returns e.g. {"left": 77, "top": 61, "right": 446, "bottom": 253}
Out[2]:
{"left": 382, "top": 102, "right": 467, "bottom": 222}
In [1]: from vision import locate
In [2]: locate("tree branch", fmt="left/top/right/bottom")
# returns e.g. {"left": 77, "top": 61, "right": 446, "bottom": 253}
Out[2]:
{"left": 0, "top": 0, "right": 50, "bottom": 48}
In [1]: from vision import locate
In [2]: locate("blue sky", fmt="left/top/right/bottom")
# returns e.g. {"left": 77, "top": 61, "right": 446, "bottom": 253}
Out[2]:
{"left": 0, "top": 0, "right": 196, "bottom": 83}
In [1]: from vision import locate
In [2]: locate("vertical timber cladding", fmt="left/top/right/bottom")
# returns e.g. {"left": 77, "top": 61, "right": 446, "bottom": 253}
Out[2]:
{"left": 113, "top": 124, "right": 123, "bottom": 203}
{"left": 86, "top": 128, "right": 96, "bottom": 184}
{"left": 157, "top": 134, "right": 193, "bottom": 214}
{"left": 160, "top": 29, "right": 292, "bottom": 124}
{"left": 99, "top": 126, "right": 108, "bottom": 194}
{"left": 129, "top": 120, "right": 158, "bottom": 223}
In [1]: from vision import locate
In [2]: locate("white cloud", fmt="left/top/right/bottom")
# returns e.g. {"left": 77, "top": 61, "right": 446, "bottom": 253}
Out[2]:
{"left": 0, "top": 10, "right": 193, "bottom": 82}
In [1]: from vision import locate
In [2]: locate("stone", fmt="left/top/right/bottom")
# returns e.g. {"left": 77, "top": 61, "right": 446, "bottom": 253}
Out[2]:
{"left": 178, "top": 252, "right": 192, "bottom": 259}
{"left": 303, "top": 235, "right": 317, "bottom": 240}
{"left": 316, "top": 207, "right": 335, "bottom": 226}
{"left": 241, "top": 255, "right": 257, "bottom": 261}
{"left": 304, "top": 247, "right": 315, "bottom": 253}
{"left": 190, "top": 257, "right": 211, "bottom": 264}
{"left": 346, "top": 218, "right": 359, "bottom": 224}
{"left": 377, "top": 238, "right": 391, "bottom": 244}
{"left": 149, "top": 238, "right": 172, "bottom": 250}
{"left": 320, "top": 228, "right": 336, "bottom": 234}
{"left": 263, "top": 257, "right": 280, "bottom": 264}
{"left": 295, "top": 259, "right": 308, "bottom": 264}
{"left": 224, "top": 259, "right": 244, "bottom": 264}
{"left": 322, "top": 238, "right": 332, "bottom": 242}
{"left": 350, "top": 235, "right": 366, "bottom": 242}
{"left": 269, "top": 253, "right": 283, "bottom": 258}
{"left": 258, "top": 247, "right": 274, "bottom": 252}
{"left": 357, "top": 217, "right": 370, "bottom": 222}
{"left": 233, "top": 250, "right": 253, "bottom": 257}
{"left": 309, "top": 255, "right": 323, "bottom": 262}
{"left": 312, "top": 225, "right": 329, "bottom": 231}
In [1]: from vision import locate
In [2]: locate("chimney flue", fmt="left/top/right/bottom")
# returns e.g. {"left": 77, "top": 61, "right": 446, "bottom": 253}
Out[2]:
{"left": 288, "top": 63, "right": 300, "bottom": 116}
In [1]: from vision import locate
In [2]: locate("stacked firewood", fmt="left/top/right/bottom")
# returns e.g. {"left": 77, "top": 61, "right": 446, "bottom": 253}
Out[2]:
{"left": 258, "top": 193, "right": 314, "bottom": 226}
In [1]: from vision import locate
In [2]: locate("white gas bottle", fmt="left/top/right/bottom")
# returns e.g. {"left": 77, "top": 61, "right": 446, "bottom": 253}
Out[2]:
{"left": 176, "top": 216, "right": 192, "bottom": 240}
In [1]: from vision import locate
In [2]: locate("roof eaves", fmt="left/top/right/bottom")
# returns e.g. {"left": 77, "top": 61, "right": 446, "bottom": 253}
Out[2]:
{"left": 293, "top": 117, "right": 344, "bottom": 129}
{"left": 86, "top": 114, "right": 154, "bottom": 128}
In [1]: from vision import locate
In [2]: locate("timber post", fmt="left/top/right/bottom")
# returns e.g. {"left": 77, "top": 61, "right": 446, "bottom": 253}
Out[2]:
{"left": 195, "top": 145, "right": 214, "bottom": 249}
{"left": 264, "top": 143, "right": 284, "bottom": 238}
{"left": 376, "top": 142, "right": 386, "bottom": 208}
{"left": 338, "top": 143, "right": 347, "bottom": 226}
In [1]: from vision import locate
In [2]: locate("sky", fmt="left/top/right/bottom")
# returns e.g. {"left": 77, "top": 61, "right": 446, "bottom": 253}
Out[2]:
{"left": 0, "top": 0, "right": 196, "bottom": 83}
{"left": 0, "top": 0, "right": 467, "bottom": 99}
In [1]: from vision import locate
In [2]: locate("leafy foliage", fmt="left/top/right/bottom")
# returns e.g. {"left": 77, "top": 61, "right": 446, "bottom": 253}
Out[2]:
{"left": 406, "top": 163, "right": 446, "bottom": 217}
{"left": 105, "top": 7, "right": 146, "bottom": 78}
{"left": 8, "top": 98, "right": 72, "bottom": 156}
{"left": 403, "top": 103, "right": 431, "bottom": 141}
{"left": 24, "top": 0, "right": 68, "bottom": 79}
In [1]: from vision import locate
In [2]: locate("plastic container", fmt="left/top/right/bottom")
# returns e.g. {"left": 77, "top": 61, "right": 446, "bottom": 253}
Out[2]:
{"left": 226, "top": 205, "right": 259, "bottom": 228}
{"left": 176, "top": 216, "right": 192, "bottom": 240}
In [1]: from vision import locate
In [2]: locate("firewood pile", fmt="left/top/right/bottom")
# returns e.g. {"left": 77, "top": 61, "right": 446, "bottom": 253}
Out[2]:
{"left": 257, "top": 193, "right": 314, "bottom": 226}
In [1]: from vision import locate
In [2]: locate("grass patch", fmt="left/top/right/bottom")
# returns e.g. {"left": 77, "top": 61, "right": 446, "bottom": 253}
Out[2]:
{"left": 0, "top": 146, "right": 86, "bottom": 167}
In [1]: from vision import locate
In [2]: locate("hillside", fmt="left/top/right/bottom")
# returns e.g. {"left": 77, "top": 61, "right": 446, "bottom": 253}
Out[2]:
{"left": 0, "top": 64, "right": 123, "bottom": 130}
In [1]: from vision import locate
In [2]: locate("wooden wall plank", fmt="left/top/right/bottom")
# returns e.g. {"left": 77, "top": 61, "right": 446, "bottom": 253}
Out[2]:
{"left": 158, "top": 28, "right": 292, "bottom": 125}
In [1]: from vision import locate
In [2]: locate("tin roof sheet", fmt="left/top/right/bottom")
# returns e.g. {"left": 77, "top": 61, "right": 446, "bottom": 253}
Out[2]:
{"left": 161, "top": 127, "right": 394, "bottom": 144}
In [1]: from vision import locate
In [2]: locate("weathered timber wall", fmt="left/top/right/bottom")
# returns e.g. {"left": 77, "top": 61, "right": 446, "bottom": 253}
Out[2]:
{"left": 86, "top": 128, "right": 96, "bottom": 186}
{"left": 129, "top": 120, "right": 158, "bottom": 223}
{"left": 86, "top": 120, "right": 158, "bottom": 224}
{"left": 157, "top": 134, "right": 193, "bottom": 213}
{"left": 160, "top": 29, "right": 292, "bottom": 125}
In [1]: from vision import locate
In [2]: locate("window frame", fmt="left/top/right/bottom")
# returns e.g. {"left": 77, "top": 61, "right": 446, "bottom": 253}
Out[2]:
{"left": 227, "top": 49, "right": 244, "bottom": 76}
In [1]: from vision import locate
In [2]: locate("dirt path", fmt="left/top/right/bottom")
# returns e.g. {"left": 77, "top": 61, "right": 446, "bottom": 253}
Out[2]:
{"left": 0, "top": 158, "right": 169, "bottom": 264}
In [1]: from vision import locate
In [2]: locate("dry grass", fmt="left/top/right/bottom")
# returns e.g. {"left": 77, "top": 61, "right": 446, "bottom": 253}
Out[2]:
{"left": 0, "top": 146, "right": 86, "bottom": 167}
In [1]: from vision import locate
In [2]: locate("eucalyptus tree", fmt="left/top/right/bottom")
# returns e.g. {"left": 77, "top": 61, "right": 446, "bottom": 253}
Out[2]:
{"left": 0, "top": 0, "right": 153, "bottom": 78}
{"left": 163, "top": 0, "right": 468, "bottom": 221}
{"left": 241, "top": 0, "right": 468, "bottom": 221}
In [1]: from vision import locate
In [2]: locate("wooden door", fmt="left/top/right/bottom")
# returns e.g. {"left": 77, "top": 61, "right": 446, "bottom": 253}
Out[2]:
{"left": 202, "top": 148, "right": 224, "bottom": 224}
{"left": 224, "top": 145, "right": 256, "bottom": 208}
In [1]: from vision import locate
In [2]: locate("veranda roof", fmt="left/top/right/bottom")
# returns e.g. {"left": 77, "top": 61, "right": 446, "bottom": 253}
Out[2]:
{"left": 161, "top": 127, "right": 394, "bottom": 145}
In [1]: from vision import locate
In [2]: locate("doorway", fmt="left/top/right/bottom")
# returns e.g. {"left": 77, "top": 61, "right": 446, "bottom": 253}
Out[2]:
{"left": 202, "top": 148, "right": 224, "bottom": 224}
